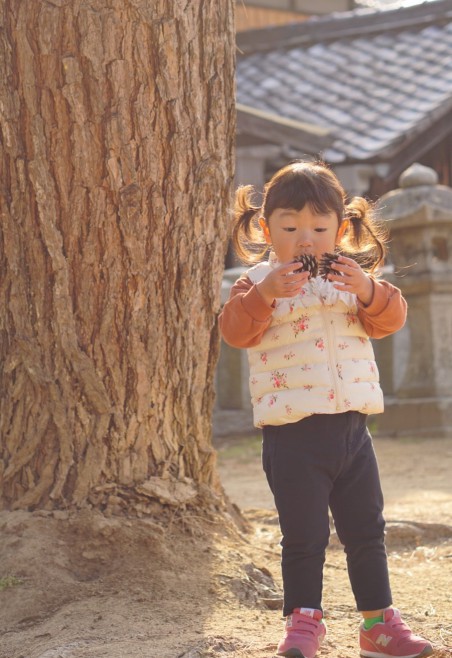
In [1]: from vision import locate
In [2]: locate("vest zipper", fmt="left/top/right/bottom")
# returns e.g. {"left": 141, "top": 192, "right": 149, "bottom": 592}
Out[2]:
{"left": 314, "top": 281, "right": 344, "bottom": 411}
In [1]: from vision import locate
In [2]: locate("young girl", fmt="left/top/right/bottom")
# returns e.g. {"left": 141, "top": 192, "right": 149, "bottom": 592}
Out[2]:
{"left": 219, "top": 161, "right": 433, "bottom": 658}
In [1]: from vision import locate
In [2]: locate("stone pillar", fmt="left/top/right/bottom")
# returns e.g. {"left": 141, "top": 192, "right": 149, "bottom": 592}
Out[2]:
{"left": 374, "top": 163, "right": 452, "bottom": 437}
{"left": 213, "top": 267, "right": 255, "bottom": 437}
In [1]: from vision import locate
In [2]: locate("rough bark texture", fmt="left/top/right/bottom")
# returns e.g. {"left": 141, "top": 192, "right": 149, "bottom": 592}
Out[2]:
{"left": 0, "top": 0, "right": 235, "bottom": 511}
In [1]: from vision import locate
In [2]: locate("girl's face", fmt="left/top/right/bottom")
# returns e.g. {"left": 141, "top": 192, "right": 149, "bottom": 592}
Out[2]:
{"left": 260, "top": 204, "right": 346, "bottom": 265}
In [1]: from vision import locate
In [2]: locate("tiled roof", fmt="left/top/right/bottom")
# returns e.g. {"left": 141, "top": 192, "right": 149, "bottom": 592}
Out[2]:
{"left": 236, "top": 0, "right": 452, "bottom": 163}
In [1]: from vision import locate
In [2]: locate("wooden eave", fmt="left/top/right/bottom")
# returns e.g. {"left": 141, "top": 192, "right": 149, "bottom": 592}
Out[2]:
{"left": 236, "top": 103, "right": 333, "bottom": 153}
{"left": 366, "top": 106, "right": 452, "bottom": 184}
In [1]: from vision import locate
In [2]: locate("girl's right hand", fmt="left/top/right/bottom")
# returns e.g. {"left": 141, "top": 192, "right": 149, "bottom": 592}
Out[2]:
{"left": 256, "top": 263, "right": 310, "bottom": 306}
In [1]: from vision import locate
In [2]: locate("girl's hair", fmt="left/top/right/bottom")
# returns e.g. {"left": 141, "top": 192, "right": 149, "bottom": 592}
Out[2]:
{"left": 232, "top": 160, "right": 388, "bottom": 273}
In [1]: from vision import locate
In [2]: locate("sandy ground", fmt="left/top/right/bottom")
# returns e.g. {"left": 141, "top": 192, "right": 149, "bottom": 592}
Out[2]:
{"left": 0, "top": 435, "right": 452, "bottom": 658}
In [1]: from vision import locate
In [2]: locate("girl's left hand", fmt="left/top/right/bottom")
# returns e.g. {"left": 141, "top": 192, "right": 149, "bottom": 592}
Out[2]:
{"left": 326, "top": 255, "right": 373, "bottom": 305}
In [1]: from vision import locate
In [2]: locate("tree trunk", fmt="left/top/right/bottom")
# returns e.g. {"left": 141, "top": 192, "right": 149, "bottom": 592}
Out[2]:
{"left": 0, "top": 0, "right": 235, "bottom": 513}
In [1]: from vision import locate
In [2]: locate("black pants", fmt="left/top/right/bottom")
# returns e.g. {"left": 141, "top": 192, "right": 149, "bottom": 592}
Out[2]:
{"left": 262, "top": 411, "right": 392, "bottom": 617}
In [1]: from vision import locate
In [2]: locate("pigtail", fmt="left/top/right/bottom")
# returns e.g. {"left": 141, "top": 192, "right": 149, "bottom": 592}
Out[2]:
{"left": 232, "top": 185, "right": 268, "bottom": 264}
{"left": 341, "top": 197, "right": 388, "bottom": 274}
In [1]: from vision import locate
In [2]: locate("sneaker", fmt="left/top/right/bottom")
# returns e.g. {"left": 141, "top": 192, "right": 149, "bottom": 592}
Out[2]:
{"left": 277, "top": 608, "right": 326, "bottom": 658}
{"left": 359, "top": 607, "right": 433, "bottom": 658}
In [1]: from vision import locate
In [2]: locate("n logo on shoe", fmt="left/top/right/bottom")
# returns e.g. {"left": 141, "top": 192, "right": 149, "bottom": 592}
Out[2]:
{"left": 376, "top": 634, "right": 393, "bottom": 647}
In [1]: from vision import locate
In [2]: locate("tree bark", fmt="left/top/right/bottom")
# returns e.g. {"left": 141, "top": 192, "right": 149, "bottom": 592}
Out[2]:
{"left": 0, "top": 0, "right": 235, "bottom": 512}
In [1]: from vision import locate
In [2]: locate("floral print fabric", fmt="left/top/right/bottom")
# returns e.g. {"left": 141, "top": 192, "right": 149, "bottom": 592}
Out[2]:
{"left": 246, "top": 259, "right": 384, "bottom": 428}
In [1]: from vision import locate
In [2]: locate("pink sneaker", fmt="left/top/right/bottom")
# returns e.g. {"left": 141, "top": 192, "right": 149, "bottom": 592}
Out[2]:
{"left": 277, "top": 608, "right": 326, "bottom": 658}
{"left": 359, "top": 608, "right": 433, "bottom": 658}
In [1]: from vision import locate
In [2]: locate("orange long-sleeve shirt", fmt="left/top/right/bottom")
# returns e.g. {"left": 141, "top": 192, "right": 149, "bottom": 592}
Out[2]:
{"left": 219, "top": 275, "right": 407, "bottom": 349}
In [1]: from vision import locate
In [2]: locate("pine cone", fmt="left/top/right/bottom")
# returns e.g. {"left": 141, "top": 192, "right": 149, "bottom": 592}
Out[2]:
{"left": 319, "top": 252, "right": 341, "bottom": 281}
{"left": 293, "top": 254, "right": 318, "bottom": 279}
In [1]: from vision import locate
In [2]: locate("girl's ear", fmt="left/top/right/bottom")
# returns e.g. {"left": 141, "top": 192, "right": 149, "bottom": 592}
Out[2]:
{"left": 259, "top": 217, "right": 272, "bottom": 245}
{"left": 336, "top": 219, "right": 349, "bottom": 244}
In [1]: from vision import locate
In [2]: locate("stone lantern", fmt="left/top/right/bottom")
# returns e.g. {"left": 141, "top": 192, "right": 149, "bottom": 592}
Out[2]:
{"left": 374, "top": 163, "right": 452, "bottom": 437}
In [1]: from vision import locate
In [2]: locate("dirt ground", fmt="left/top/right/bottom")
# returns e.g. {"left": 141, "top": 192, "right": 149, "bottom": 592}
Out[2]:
{"left": 1, "top": 435, "right": 452, "bottom": 658}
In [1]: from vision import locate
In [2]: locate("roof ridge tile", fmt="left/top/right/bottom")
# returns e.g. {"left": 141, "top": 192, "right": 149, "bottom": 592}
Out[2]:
{"left": 237, "top": 0, "right": 452, "bottom": 55}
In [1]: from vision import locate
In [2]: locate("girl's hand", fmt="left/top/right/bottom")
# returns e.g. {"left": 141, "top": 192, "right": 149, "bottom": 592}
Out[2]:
{"left": 257, "top": 263, "right": 310, "bottom": 306}
{"left": 326, "top": 255, "right": 373, "bottom": 305}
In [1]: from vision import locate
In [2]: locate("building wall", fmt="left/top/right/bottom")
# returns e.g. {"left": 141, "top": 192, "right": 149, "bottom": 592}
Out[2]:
{"left": 236, "top": 5, "right": 307, "bottom": 31}
{"left": 236, "top": 0, "right": 355, "bottom": 31}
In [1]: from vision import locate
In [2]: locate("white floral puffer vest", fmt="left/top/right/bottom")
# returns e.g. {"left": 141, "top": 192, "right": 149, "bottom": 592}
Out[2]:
{"left": 246, "top": 257, "right": 384, "bottom": 428}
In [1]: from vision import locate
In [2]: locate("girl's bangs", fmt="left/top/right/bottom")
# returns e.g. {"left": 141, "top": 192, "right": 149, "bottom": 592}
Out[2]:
{"left": 265, "top": 172, "right": 343, "bottom": 217}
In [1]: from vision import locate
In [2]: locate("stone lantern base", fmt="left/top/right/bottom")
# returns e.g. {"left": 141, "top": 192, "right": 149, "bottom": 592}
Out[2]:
{"left": 373, "top": 398, "right": 452, "bottom": 439}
